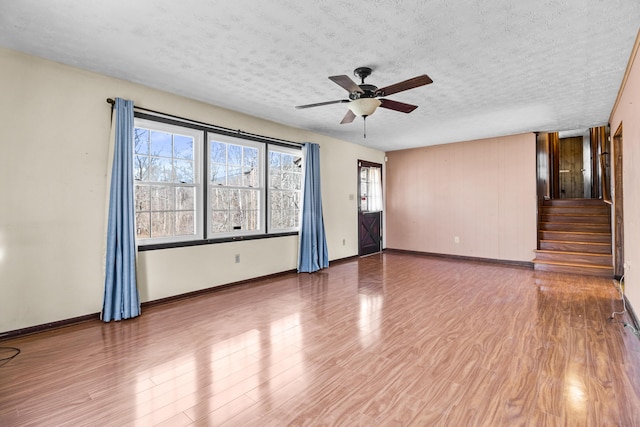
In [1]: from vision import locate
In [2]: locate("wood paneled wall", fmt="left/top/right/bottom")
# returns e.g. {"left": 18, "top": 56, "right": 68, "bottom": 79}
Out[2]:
{"left": 385, "top": 133, "right": 537, "bottom": 262}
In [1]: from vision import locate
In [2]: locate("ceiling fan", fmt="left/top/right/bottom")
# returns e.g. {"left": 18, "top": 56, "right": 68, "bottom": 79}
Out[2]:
{"left": 295, "top": 66, "right": 433, "bottom": 137}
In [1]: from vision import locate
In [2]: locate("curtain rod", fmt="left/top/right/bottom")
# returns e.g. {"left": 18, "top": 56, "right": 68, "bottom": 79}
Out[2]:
{"left": 106, "top": 98, "right": 303, "bottom": 147}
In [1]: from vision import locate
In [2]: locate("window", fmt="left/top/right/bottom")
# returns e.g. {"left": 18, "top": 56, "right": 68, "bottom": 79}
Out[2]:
{"left": 268, "top": 146, "right": 302, "bottom": 232}
{"left": 208, "top": 136, "right": 264, "bottom": 237}
{"left": 132, "top": 116, "right": 302, "bottom": 247}
{"left": 133, "top": 119, "right": 203, "bottom": 244}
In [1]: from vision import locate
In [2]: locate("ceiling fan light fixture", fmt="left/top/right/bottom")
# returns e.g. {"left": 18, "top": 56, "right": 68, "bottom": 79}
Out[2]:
{"left": 348, "top": 98, "right": 381, "bottom": 117}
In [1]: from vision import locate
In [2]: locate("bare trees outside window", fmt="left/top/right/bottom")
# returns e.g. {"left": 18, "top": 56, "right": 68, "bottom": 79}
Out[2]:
{"left": 133, "top": 116, "right": 301, "bottom": 246}
{"left": 269, "top": 147, "right": 302, "bottom": 231}
{"left": 133, "top": 120, "right": 202, "bottom": 244}
{"left": 209, "top": 139, "right": 263, "bottom": 235}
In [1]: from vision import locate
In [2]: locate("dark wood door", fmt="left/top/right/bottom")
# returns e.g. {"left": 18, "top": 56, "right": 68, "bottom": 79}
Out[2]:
{"left": 559, "top": 136, "right": 585, "bottom": 198}
{"left": 358, "top": 160, "right": 382, "bottom": 256}
{"left": 359, "top": 212, "right": 381, "bottom": 256}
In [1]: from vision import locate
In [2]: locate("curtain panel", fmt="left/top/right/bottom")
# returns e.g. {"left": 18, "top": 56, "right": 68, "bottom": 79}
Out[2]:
{"left": 298, "top": 143, "right": 329, "bottom": 273}
{"left": 102, "top": 98, "right": 141, "bottom": 322}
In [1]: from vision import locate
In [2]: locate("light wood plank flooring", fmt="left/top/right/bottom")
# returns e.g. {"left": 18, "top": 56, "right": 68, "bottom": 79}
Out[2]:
{"left": 2, "top": 252, "right": 640, "bottom": 426}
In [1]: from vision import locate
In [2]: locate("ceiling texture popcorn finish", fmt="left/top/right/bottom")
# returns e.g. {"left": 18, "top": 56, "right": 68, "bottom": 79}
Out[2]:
{"left": 0, "top": 0, "right": 639, "bottom": 151}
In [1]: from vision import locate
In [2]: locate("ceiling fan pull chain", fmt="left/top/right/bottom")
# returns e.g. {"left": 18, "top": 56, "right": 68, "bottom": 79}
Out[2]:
{"left": 363, "top": 116, "right": 367, "bottom": 138}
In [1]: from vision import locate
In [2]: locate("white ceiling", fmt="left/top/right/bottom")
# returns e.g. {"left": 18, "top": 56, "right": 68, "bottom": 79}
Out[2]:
{"left": 1, "top": 1, "right": 639, "bottom": 151}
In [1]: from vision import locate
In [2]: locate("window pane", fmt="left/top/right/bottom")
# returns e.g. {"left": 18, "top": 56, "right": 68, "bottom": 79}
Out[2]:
{"left": 134, "top": 128, "right": 149, "bottom": 154}
{"left": 211, "top": 163, "right": 226, "bottom": 185}
{"left": 228, "top": 144, "right": 242, "bottom": 165}
{"left": 134, "top": 155, "right": 149, "bottom": 181}
{"left": 281, "top": 172, "right": 299, "bottom": 190}
{"left": 270, "top": 190, "right": 282, "bottom": 208}
{"left": 288, "top": 210, "right": 300, "bottom": 228}
{"left": 229, "top": 211, "right": 244, "bottom": 230}
{"left": 282, "top": 154, "right": 296, "bottom": 171}
{"left": 176, "top": 186, "right": 195, "bottom": 211}
{"left": 175, "top": 212, "right": 195, "bottom": 236}
{"left": 244, "top": 210, "right": 259, "bottom": 231}
{"left": 150, "top": 185, "right": 175, "bottom": 211}
{"left": 227, "top": 166, "right": 243, "bottom": 186}
{"left": 244, "top": 166, "right": 258, "bottom": 187}
{"left": 174, "top": 135, "right": 193, "bottom": 160}
{"left": 282, "top": 191, "right": 297, "bottom": 210}
{"left": 244, "top": 147, "right": 258, "bottom": 168}
{"left": 148, "top": 157, "right": 173, "bottom": 182}
{"left": 134, "top": 184, "right": 150, "bottom": 211}
{"left": 239, "top": 189, "right": 259, "bottom": 210}
{"left": 211, "top": 211, "right": 230, "bottom": 233}
{"left": 211, "top": 187, "right": 230, "bottom": 210}
{"left": 210, "top": 141, "right": 226, "bottom": 163}
{"left": 174, "top": 159, "right": 194, "bottom": 183}
{"left": 270, "top": 170, "right": 282, "bottom": 189}
{"left": 135, "top": 212, "right": 150, "bottom": 239}
{"left": 150, "top": 131, "right": 173, "bottom": 157}
{"left": 229, "top": 188, "right": 241, "bottom": 211}
{"left": 269, "top": 151, "right": 281, "bottom": 168}
{"left": 151, "top": 212, "right": 174, "bottom": 237}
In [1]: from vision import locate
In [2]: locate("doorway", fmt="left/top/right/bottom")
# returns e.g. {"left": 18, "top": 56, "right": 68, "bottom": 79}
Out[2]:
{"left": 558, "top": 134, "right": 588, "bottom": 198}
{"left": 358, "top": 160, "right": 383, "bottom": 256}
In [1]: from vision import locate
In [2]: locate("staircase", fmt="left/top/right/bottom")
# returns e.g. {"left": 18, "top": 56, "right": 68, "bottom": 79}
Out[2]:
{"left": 533, "top": 199, "right": 613, "bottom": 277}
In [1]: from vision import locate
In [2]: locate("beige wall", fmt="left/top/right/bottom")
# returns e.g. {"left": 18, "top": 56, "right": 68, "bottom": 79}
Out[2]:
{"left": 0, "top": 47, "right": 384, "bottom": 333}
{"left": 610, "top": 31, "right": 640, "bottom": 312}
{"left": 385, "top": 134, "right": 537, "bottom": 262}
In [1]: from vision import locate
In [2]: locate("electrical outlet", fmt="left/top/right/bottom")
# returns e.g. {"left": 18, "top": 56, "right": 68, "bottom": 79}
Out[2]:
{"left": 454, "top": 236, "right": 460, "bottom": 244}
{"left": 342, "top": 239, "right": 346, "bottom": 246}
{"left": 235, "top": 254, "right": 240, "bottom": 263}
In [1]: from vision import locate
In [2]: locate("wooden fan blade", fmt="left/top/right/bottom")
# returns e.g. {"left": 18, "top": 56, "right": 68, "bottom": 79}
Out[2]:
{"left": 379, "top": 99, "right": 419, "bottom": 113}
{"left": 375, "top": 74, "right": 433, "bottom": 97}
{"left": 340, "top": 109, "right": 356, "bottom": 124}
{"left": 295, "top": 99, "right": 349, "bottom": 109}
{"left": 329, "top": 75, "right": 364, "bottom": 93}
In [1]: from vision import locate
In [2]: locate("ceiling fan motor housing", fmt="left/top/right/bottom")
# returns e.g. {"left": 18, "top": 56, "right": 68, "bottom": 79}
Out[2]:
{"left": 350, "top": 84, "right": 378, "bottom": 100}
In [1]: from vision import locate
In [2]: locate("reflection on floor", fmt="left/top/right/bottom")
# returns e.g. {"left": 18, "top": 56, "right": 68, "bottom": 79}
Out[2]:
{"left": 1, "top": 252, "right": 639, "bottom": 426}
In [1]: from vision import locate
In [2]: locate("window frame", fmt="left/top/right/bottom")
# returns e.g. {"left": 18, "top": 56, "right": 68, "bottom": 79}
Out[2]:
{"left": 267, "top": 145, "right": 303, "bottom": 234}
{"left": 133, "top": 118, "right": 204, "bottom": 246}
{"left": 207, "top": 133, "right": 266, "bottom": 239}
{"left": 131, "top": 113, "right": 302, "bottom": 250}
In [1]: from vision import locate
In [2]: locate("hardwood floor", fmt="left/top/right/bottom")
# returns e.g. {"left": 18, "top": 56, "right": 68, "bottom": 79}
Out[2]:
{"left": 2, "top": 252, "right": 640, "bottom": 426}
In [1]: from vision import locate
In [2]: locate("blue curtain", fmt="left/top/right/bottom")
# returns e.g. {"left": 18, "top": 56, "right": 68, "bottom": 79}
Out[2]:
{"left": 298, "top": 143, "right": 329, "bottom": 273}
{"left": 102, "top": 98, "right": 141, "bottom": 322}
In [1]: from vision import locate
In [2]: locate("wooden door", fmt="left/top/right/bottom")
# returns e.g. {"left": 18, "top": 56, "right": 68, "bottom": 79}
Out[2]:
{"left": 559, "top": 136, "right": 585, "bottom": 198}
{"left": 358, "top": 160, "right": 382, "bottom": 256}
{"left": 613, "top": 125, "right": 624, "bottom": 277}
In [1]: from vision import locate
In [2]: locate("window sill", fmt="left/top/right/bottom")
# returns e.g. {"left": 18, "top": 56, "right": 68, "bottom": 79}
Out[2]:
{"left": 138, "top": 231, "right": 299, "bottom": 251}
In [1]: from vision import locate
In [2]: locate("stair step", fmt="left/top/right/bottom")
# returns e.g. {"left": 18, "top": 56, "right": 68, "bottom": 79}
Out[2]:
{"left": 533, "top": 260, "right": 613, "bottom": 278}
{"left": 539, "top": 240, "right": 612, "bottom": 254}
{"left": 534, "top": 250, "right": 612, "bottom": 266}
{"left": 540, "top": 213, "right": 610, "bottom": 224}
{"left": 541, "top": 206, "right": 610, "bottom": 215}
{"left": 539, "top": 222, "right": 611, "bottom": 232}
{"left": 543, "top": 198, "right": 609, "bottom": 207}
{"left": 539, "top": 230, "right": 611, "bottom": 243}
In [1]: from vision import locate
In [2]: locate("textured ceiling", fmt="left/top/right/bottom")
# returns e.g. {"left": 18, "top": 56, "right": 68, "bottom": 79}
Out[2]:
{"left": 1, "top": 0, "right": 639, "bottom": 151}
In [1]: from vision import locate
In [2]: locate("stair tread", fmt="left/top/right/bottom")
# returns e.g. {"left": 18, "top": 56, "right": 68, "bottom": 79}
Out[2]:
{"left": 535, "top": 249, "right": 611, "bottom": 257}
{"left": 540, "top": 221, "right": 609, "bottom": 227}
{"left": 539, "top": 239, "right": 610, "bottom": 245}
{"left": 532, "top": 259, "right": 613, "bottom": 269}
{"left": 541, "top": 212, "right": 609, "bottom": 215}
{"left": 541, "top": 230, "right": 611, "bottom": 235}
